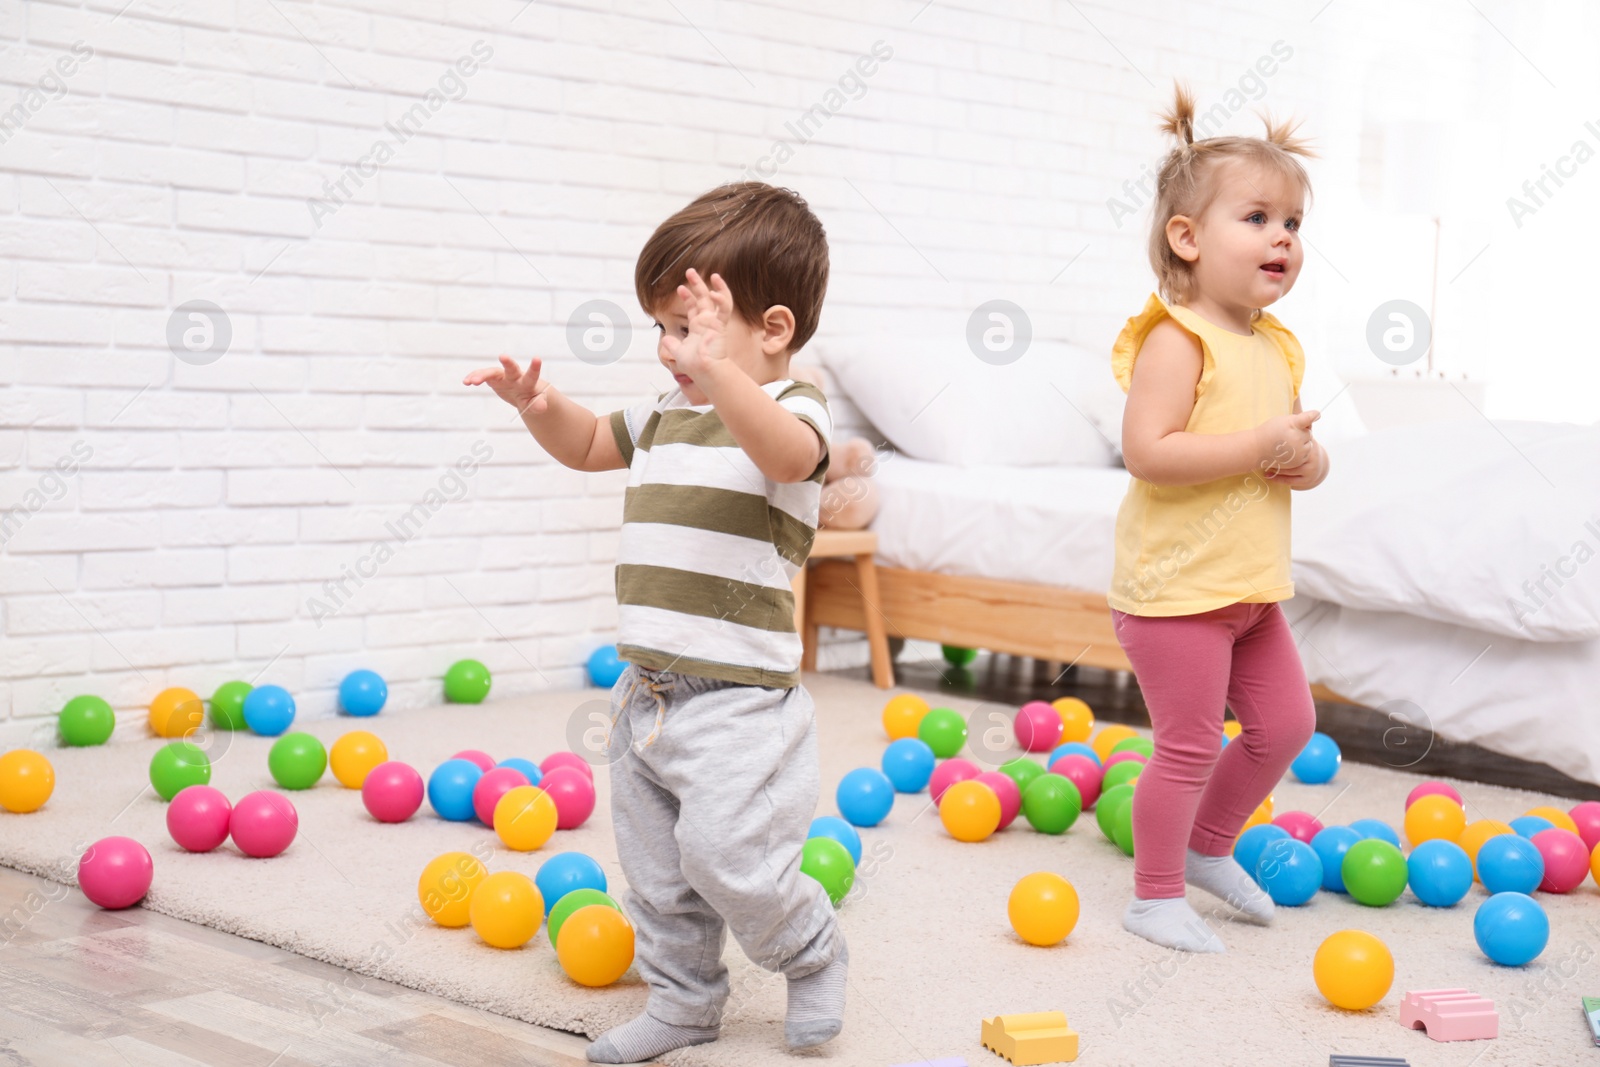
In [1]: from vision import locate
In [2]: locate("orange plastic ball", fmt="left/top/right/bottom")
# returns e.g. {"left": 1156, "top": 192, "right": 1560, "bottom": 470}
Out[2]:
{"left": 1051, "top": 698, "right": 1094, "bottom": 743}
{"left": 1241, "top": 796, "right": 1274, "bottom": 832}
{"left": 1007, "top": 872, "right": 1080, "bottom": 946}
{"left": 0, "top": 750, "right": 55, "bottom": 813}
{"left": 939, "top": 779, "right": 1001, "bottom": 843}
{"left": 556, "top": 904, "right": 635, "bottom": 986}
{"left": 1222, "top": 720, "right": 1243, "bottom": 740}
{"left": 1524, "top": 805, "right": 1580, "bottom": 835}
{"left": 882, "top": 694, "right": 930, "bottom": 741}
{"left": 1404, "top": 793, "right": 1466, "bottom": 847}
{"left": 494, "top": 785, "right": 558, "bottom": 851}
{"left": 149, "top": 687, "right": 203, "bottom": 738}
{"left": 1313, "top": 930, "right": 1394, "bottom": 1010}
{"left": 1092, "top": 725, "right": 1138, "bottom": 763}
{"left": 418, "top": 851, "right": 486, "bottom": 928}
{"left": 329, "top": 730, "right": 388, "bottom": 789}
{"left": 469, "top": 870, "right": 543, "bottom": 949}
{"left": 1590, "top": 840, "right": 1600, "bottom": 888}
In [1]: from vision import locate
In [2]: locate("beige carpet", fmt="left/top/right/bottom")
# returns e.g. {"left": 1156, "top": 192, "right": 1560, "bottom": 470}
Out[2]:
{"left": 2, "top": 672, "right": 1597, "bottom": 1066}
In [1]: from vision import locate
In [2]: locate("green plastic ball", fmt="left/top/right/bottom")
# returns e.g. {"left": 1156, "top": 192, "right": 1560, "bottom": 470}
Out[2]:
{"left": 1096, "top": 781, "right": 1137, "bottom": 842}
{"left": 1112, "top": 806, "right": 1136, "bottom": 856}
{"left": 150, "top": 741, "right": 211, "bottom": 801}
{"left": 917, "top": 708, "right": 968, "bottom": 759}
{"left": 211, "top": 680, "right": 252, "bottom": 731}
{"left": 444, "top": 659, "right": 492, "bottom": 704}
{"left": 1110, "top": 736, "right": 1154, "bottom": 759}
{"left": 268, "top": 732, "right": 328, "bottom": 790}
{"left": 999, "top": 756, "right": 1046, "bottom": 796}
{"left": 1102, "top": 760, "right": 1144, "bottom": 791}
{"left": 801, "top": 836, "right": 856, "bottom": 907}
{"left": 59, "top": 695, "right": 115, "bottom": 747}
{"left": 941, "top": 644, "right": 977, "bottom": 667}
{"left": 547, "top": 888, "right": 618, "bottom": 949}
{"left": 1341, "top": 838, "right": 1409, "bottom": 906}
{"left": 1021, "top": 774, "right": 1082, "bottom": 835}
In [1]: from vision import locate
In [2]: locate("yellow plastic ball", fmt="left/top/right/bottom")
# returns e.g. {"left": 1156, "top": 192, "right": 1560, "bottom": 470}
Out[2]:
{"left": 1222, "top": 720, "right": 1243, "bottom": 740}
{"left": 1007, "top": 871, "right": 1080, "bottom": 946}
{"left": 939, "top": 779, "right": 1001, "bottom": 843}
{"left": 495, "top": 785, "right": 559, "bottom": 851}
{"left": 882, "top": 694, "right": 930, "bottom": 741}
{"left": 1590, "top": 840, "right": 1600, "bottom": 888}
{"left": 149, "top": 687, "right": 203, "bottom": 739}
{"left": 1092, "top": 724, "right": 1138, "bottom": 763}
{"left": 1241, "top": 797, "right": 1273, "bottom": 832}
{"left": 468, "top": 870, "right": 543, "bottom": 949}
{"left": 557, "top": 904, "right": 635, "bottom": 986}
{"left": 1459, "top": 819, "right": 1515, "bottom": 880}
{"left": 1404, "top": 793, "right": 1466, "bottom": 847}
{"left": 418, "top": 851, "right": 487, "bottom": 928}
{"left": 1524, "top": 805, "right": 1580, "bottom": 835}
{"left": 1313, "top": 929, "right": 1394, "bottom": 1010}
{"left": 1051, "top": 698, "right": 1094, "bottom": 743}
{"left": 0, "top": 750, "right": 55, "bottom": 814}
{"left": 329, "top": 730, "right": 388, "bottom": 789}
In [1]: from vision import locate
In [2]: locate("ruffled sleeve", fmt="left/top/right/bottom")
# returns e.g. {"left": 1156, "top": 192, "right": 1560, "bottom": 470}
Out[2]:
{"left": 1111, "top": 292, "right": 1212, "bottom": 397}
{"left": 1251, "top": 311, "right": 1306, "bottom": 399}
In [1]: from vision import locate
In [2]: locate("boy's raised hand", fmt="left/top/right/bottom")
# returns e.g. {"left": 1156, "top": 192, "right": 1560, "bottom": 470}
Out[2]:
{"left": 663, "top": 268, "right": 732, "bottom": 381}
{"left": 463, "top": 354, "right": 550, "bottom": 415}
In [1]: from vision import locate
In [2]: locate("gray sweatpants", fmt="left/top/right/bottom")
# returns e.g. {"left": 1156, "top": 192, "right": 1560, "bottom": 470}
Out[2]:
{"left": 604, "top": 662, "right": 844, "bottom": 1028}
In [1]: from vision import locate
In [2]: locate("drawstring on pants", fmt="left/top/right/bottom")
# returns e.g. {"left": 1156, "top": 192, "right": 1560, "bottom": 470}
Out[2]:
{"left": 605, "top": 667, "right": 674, "bottom": 752}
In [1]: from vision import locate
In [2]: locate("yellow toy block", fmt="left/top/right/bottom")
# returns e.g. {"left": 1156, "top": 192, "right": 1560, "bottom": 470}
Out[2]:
{"left": 980, "top": 1011, "right": 1079, "bottom": 1065}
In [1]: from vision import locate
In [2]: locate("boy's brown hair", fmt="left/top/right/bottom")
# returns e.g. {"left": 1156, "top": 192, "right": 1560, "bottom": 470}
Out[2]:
{"left": 635, "top": 182, "right": 829, "bottom": 353}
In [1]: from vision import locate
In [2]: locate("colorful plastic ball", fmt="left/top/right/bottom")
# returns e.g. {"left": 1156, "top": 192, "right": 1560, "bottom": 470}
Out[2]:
{"left": 1014, "top": 701, "right": 1063, "bottom": 753}
{"left": 418, "top": 851, "right": 487, "bottom": 928}
{"left": 1109, "top": 736, "right": 1154, "bottom": 760}
{"left": 1102, "top": 750, "right": 1147, "bottom": 772}
{"left": 1460, "top": 819, "right": 1515, "bottom": 879}
{"left": 1531, "top": 828, "right": 1589, "bottom": 893}
{"left": 534, "top": 852, "right": 607, "bottom": 916}
{"left": 541, "top": 767, "right": 597, "bottom": 830}
{"left": 1569, "top": 801, "right": 1600, "bottom": 852}
{"left": 1406, "top": 839, "right": 1473, "bottom": 906}
{"left": 267, "top": 732, "right": 327, "bottom": 791}
{"left": 453, "top": 749, "right": 496, "bottom": 773}
{"left": 471, "top": 767, "right": 530, "bottom": 826}
{"left": 997, "top": 756, "right": 1045, "bottom": 796}
{"left": 59, "top": 695, "right": 115, "bottom": 747}
{"left": 557, "top": 904, "right": 634, "bottom": 986}
{"left": 541, "top": 751, "right": 595, "bottom": 782}
{"left": 1405, "top": 780, "right": 1463, "bottom": 810}
{"left": 836, "top": 767, "right": 895, "bottom": 827}
{"left": 1095, "top": 782, "right": 1136, "bottom": 842}
{"left": 941, "top": 644, "right": 977, "bottom": 667}
{"left": 1222, "top": 719, "right": 1243, "bottom": 742}
{"left": 210, "top": 680, "right": 252, "bottom": 730}
{"left": 1525, "top": 805, "right": 1579, "bottom": 835}
{"left": 166, "top": 785, "right": 232, "bottom": 853}
{"left": 917, "top": 708, "right": 968, "bottom": 759}
{"left": 1474, "top": 891, "right": 1548, "bottom": 966}
{"left": 1289, "top": 731, "right": 1341, "bottom": 784}
{"left": 1048, "top": 755, "right": 1103, "bottom": 810}
{"left": 1022, "top": 774, "right": 1082, "bottom": 836}
{"left": 1311, "top": 826, "right": 1363, "bottom": 893}
{"left": 1101, "top": 760, "right": 1143, "bottom": 792}
{"left": 78, "top": 836, "right": 153, "bottom": 910}
{"left": 1272, "top": 811, "right": 1324, "bottom": 845}
{"left": 1348, "top": 818, "right": 1402, "bottom": 849}
{"left": 1007, "top": 871, "right": 1080, "bottom": 946}
{"left": 229, "top": 790, "right": 298, "bottom": 858}
{"left": 1241, "top": 796, "right": 1274, "bottom": 832}
{"left": 149, "top": 742, "right": 210, "bottom": 802}
{"left": 1476, "top": 833, "right": 1544, "bottom": 896}
{"left": 329, "top": 730, "right": 388, "bottom": 789}
{"left": 469, "top": 871, "right": 543, "bottom": 949}
{"left": 242, "top": 684, "right": 296, "bottom": 736}
{"left": 801, "top": 836, "right": 857, "bottom": 905}
{"left": 427, "top": 758, "right": 484, "bottom": 822}
{"left": 928, "top": 758, "right": 980, "bottom": 803}
{"left": 1313, "top": 930, "right": 1394, "bottom": 1010}
{"left": 548, "top": 888, "right": 619, "bottom": 948}
{"left": 939, "top": 779, "right": 1001, "bottom": 842}
{"left": 1091, "top": 725, "right": 1138, "bottom": 763}
{"left": 882, "top": 693, "right": 930, "bottom": 740}
{"left": 1590, "top": 840, "right": 1600, "bottom": 887}
{"left": 1509, "top": 815, "right": 1555, "bottom": 839}
{"left": 494, "top": 785, "right": 558, "bottom": 851}
{"left": 881, "top": 738, "right": 936, "bottom": 793}
{"left": 974, "top": 771, "right": 1023, "bottom": 830}
{"left": 1052, "top": 698, "right": 1094, "bottom": 743}
{"left": 338, "top": 669, "right": 388, "bottom": 717}
{"left": 1341, "top": 839, "right": 1409, "bottom": 907}
{"left": 0, "top": 749, "right": 55, "bottom": 813}
{"left": 808, "top": 816, "right": 862, "bottom": 865}
{"left": 1110, "top": 803, "right": 1135, "bottom": 856}
{"left": 1255, "top": 837, "right": 1323, "bottom": 906}
{"left": 444, "top": 659, "right": 492, "bottom": 703}
{"left": 362, "top": 761, "right": 424, "bottom": 823}
{"left": 1235, "top": 824, "right": 1291, "bottom": 884}
{"left": 585, "top": 645, "right": 624, "bottom": 688}
{"left": 149, "top": 687, "right": 203, "bottom": 739}
{"left": 1049, "top": 741, "right": 1101, "bottom": 767}
{"left": 497, "top": 758, "right": 543, "bottom": 786}
{"left": 1404, "top": 793, "right": 1466, "bottom": 847}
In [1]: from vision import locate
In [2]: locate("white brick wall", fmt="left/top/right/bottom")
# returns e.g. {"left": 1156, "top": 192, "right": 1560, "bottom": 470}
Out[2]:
{"left": 0, "top": 0, "right": 1488, "bottom": 740}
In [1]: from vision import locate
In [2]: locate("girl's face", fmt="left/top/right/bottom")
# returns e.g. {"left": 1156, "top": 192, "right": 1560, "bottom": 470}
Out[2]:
{"left": 1172, "top": 161, "right": 1306, "bottom": 324}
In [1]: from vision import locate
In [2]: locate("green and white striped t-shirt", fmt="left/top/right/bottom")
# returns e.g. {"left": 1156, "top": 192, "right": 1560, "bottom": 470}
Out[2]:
{"left": 606, "top": 378, "right": 831, "bottom": 689}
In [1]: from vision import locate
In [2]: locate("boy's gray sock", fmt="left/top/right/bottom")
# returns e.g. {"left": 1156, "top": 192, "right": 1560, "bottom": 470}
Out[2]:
{"left": 586, "top": 1013, "right": 719, "bottom": 1063}
{"left": 1122, "top": 897, "right": 1225, "bottom": 953}
{"left": 784, "top": 943, "right": 848, "bottom": 1049}
{"left": 1185, "top": 848, "right": 1275, "bottom": 923}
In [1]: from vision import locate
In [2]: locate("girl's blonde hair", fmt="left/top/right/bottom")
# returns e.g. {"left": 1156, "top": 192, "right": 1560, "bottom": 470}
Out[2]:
{"left": 1148, "top": 82, "right": 1316, "bottom": 305}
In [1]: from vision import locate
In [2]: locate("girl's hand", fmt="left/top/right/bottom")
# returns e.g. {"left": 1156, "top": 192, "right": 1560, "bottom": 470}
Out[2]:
{"left": 1254, "top": 409, "right": 1320, "bottom": 470}
{"left": 1264, "top": 439, "right": 1325, "bottom": 487}
{"left": 663, "top": 269, "right": 732, "bottom": 382}
{"left": 463, "top": 355, "right": 551, "bottom": 415}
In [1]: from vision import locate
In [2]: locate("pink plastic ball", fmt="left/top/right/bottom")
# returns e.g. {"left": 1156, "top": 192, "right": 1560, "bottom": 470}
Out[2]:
{"left": 1532, "top": 827, "right": 1589, "bottom": 893}
{"left": 1405, "top": 780, "right": 1463, "bottom": 810}
{"left": 973, "top": 771, "right": 1023, "bottom": 830}
{"left": 1569, "top": 801, "right": 1600, "bottom": 852}
{"left": 541, "top": 766, "right": 596, "bottom": 830}
{"left": 78, "top": 836, "right": 153, "bottom": 910}
{"left": 471, "top": 766, "right": 530, "bottom": 826}
{"left": 1048, "top": 754, "right": 1103, "bottom": 809}
{"left": 541, "top": 751, "right": 595, "bottom": 782}
{"left": 928, "top": 758, "right": 981, "bottom": 803}
{"left": 362, "top": 760, "right": 424, "bottom": 823}
{"left": 1014, "top": 701, "right": 1064, "bottom": 753}
{"left": 1102, "top": 750, "right": 1148, "bottom": 771}
{"left": 230, "top": 790, "right": 298, "bottom": 858}
{"left": 451, "top": 749, "right": 495, "bottom": 773}
{"left": 166, "top": 785, "right": 233, "bottom": 853}
{"left": 1272, "top": 810, "right": 1324, "bottom": 844}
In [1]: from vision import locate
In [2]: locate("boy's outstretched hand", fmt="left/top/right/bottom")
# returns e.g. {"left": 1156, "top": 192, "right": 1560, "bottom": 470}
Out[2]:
{"left": 664, "top": 268, "right": 732, "bottom": 383}
{"left": 463, "top": 355, "right": 550, "bottom": 415}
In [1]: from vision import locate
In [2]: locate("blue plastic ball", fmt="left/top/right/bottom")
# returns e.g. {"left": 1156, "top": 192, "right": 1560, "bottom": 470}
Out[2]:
{"left": 1509, "top": 815, "right": 1556, "bottom": 839}
{"left": 242, "top": 684, "right": 296, "bottom": 736}
{"left": 836, "top": 768, "right": 895, "bottom": 827}
{"left": 534, "top": 852, "right": 607, "bottom": 916}
{"left": 1234, "top": 823, "right": 1291, "bottom": 885}
{"left": 586, "top": 645, "right": 625, "bottom": 688}
{"left": 1310, "top": 826, "right": 1364, "bottom": 892}
{"left": 1049, "top": 741, "right": 1101, "bottom": 767}
{"left": 338, "top": 669, "right": 388, "bottom": 717}
{"left": 1477, "top": 833, "right": 1545, "bottom": 895}
{"left": 1290, "top": 731, "right": 1341, "bottom": 784}
{"left": 1474, "top": 891, "right": 1549, "bottom": 966}
{"left": 1407, "top": 839, "right": 1473, "bottom": 906}
{"left": 1255, "top": 837, "right": 1323, "bottom": 905}
{"left": 808, "top": 815, "right": 863, "bottom": 865}
{"left": 496, "top": 758, "right": 543, "bottom": 787}
{"left": 1349, "top": 818, "right": 1402, "bottom": 849}
{"left": 881, "top": 738, "right": 936, "bottom": 793}
{"left": 426, "top": 758, "right": 483, "bottom": 822}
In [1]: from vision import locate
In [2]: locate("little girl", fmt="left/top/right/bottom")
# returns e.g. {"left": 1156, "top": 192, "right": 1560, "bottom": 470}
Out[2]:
{"left": 1108, "top": 84, "right": 1328, "bottom": 953}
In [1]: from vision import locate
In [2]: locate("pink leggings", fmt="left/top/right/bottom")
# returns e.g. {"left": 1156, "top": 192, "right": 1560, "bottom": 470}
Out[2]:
{"left": 1111, "top": 601, "right": 1316, "bottom": 898}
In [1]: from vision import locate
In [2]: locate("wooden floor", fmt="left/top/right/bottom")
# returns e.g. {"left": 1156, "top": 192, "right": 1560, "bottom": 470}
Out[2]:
{"left": 0, "top": 865, "right": 637, "bottom": 1067}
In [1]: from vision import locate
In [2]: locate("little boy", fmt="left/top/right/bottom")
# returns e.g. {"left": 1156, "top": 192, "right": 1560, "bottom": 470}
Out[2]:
{"left": 464, "top": 182, "right": 847, "bottom": 1062}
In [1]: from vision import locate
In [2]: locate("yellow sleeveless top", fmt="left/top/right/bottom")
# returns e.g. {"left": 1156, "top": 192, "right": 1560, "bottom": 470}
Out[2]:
{"left": 1107, "top": 293, "right": 1305, "bottom": 617}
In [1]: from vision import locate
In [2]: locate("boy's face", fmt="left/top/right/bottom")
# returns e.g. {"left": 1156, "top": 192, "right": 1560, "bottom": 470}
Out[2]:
{"left": 651, "top": 300, "right": 788, "bottom": 404}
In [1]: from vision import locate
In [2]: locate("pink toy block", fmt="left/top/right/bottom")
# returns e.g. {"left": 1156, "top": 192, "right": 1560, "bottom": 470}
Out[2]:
{"left": 1399, "top": 989, "right": 1498, "bottom": 1042}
